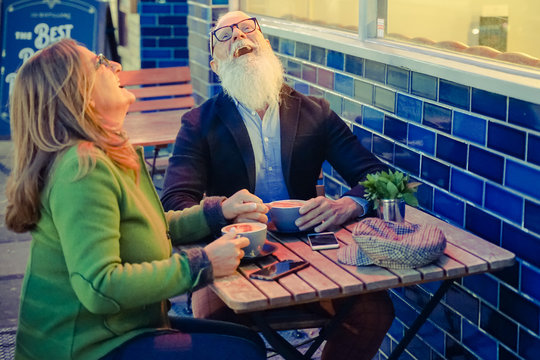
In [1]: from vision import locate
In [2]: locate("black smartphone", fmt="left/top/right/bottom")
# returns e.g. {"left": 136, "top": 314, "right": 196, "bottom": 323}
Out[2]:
{"left": 307, "top": 232, "right": 340, "bottom": 250}
{"left": 249, "top": 260, "right": 309, "bottom": 281}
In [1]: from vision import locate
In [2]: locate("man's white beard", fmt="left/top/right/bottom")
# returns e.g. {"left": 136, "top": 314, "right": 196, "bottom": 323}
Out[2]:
{"left": 215, "top": 40, "right": 284, "bottom": 111}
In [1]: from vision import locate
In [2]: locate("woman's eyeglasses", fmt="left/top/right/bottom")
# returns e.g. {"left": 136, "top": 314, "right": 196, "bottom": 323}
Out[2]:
{"left": 210, "top": 17, "right": 260, "bottom": 57}
{"left": 95, "top": 54, "right": 114, "bottom": 70}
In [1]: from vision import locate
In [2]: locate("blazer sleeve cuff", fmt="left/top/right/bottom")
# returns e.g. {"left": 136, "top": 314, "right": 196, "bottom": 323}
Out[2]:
{"left": 202, "top": 196, "right": 229, "bottom": 235}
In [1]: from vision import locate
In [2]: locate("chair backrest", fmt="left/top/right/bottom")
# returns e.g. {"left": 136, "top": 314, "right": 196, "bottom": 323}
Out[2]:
{"left": 118, "top": 66, "right": 195, "bottom": 113}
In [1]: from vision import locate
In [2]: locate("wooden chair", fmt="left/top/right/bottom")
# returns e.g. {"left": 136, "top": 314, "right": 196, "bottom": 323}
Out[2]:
{"left": 118, "top": 66, "right": 195, "bottom": 178}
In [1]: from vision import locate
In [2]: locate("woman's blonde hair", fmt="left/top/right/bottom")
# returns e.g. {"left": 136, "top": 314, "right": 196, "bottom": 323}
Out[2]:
{"left": 5, "top": 39, "right": 140, "bottom": 233}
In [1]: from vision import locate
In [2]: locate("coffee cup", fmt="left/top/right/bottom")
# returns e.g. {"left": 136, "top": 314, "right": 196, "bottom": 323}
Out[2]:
{"left": 268, "top": 199, "right": 306, "bottom": 233}
{"left": 221, "top": 222, "right": 267, "bottom": 258}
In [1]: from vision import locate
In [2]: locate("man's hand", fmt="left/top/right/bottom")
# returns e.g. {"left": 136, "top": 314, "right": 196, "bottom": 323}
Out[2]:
{"left": 221, "top": 189, "right": 268, "bottom": 223}
{"left": 295, "top": 196, "right": 364, "bottom": 232}
{"left": 204, "top": 230, "right": 250, "bottom": 277}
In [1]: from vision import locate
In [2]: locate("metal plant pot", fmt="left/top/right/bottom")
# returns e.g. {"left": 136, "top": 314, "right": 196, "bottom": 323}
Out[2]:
{"left": 377, "top": 199, "right": 406, "bottom": 222}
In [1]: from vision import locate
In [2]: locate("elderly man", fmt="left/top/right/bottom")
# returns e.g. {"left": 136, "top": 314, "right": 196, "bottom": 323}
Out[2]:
{"left": 161, "top": 11, "right": 394, "bottom": 360}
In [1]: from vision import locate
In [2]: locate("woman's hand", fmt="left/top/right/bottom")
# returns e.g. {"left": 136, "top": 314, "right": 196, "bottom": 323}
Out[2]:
{"left": 221, "top": 189, "right": 268, "bottom": 223}
{"left": 204, "top": 230, "right": 249, "bottom": 277}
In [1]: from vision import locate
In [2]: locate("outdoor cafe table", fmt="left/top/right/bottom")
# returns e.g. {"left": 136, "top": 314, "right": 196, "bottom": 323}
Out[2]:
{"left": 209, "top": 206, "right": 516, "bottom": 360}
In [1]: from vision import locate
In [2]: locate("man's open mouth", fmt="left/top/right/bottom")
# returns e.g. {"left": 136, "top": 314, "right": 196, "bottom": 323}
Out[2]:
{"left": 234, "top": 45, "right": 253, "bottom": 57}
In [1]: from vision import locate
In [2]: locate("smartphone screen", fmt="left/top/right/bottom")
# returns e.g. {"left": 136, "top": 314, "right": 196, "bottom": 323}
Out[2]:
{"left": 307, "top": 232, "right": 340, "bottom": 250}
{"left": 249, "top": 260, "right": 309, "bottom": 281}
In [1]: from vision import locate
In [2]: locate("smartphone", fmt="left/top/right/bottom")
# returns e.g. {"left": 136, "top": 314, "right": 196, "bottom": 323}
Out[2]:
{"left": 249, "top": 260, "right": 309, "bottom": 281}
{"left": 307, "top": 232, "right": 340, "bottom": 250}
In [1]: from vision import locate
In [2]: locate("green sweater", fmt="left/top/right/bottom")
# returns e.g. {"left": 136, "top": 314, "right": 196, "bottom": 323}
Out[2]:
{"left": 15, "top": 146, "right": 225, "bottom": 360}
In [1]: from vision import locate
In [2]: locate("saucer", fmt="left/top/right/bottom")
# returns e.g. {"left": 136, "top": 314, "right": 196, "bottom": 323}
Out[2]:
{"left": 243, "top": 241, "right": 278, "bottom": 261}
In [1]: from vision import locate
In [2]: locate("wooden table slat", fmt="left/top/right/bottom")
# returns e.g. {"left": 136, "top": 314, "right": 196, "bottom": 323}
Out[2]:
{"left": 444, "top": 242, "right": 488, "bottom": 274}
{"left": 239, "top": 264, "right": 292, "bottom": 307}
{"left": 210, "top": 272, "right": 268, "bottom": 312}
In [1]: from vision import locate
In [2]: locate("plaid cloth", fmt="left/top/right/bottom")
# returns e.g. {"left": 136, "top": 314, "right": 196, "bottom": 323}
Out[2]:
{"left": 338, "top": 218, "right": 446, "bottom": 269}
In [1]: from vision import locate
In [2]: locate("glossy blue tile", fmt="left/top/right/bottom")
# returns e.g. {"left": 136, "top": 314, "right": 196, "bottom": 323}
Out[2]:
{"left": 519, "top": 328, "right": 540, "bottom": 360}
{"left": 468, "top": 146, "right": 504, "bottom": 184}
{"left": 327, "top": 50, "right": 344, "bottom": 70}
{"left": 446, "top": 336, "right": 477, "bottom": 359}
{"left": 279, "top": 38, "right": 295, "bottom": 56}
{"left": 342, "top": 99, "right": 362, "bottom": 123}
{"left": 387, "top": 66, "right": 409, "bottom": 91}
{"left": 286, "top": 59, "right": 301, "bottom": 78}
{"left": 524, "top": 200, "right": 540, "bottom": 235}
{"left": 411, "top": 72, "right": 437, "bottom": 100}
{"left": 439, "top": 79, "right": 470, "bottom": 110}
{"left": 417, "top": 320, "right": 445, "bottom": 354}
{"left": 362, "top": 107, "right": 384, "bottom": 133}
{"left": 509, "top": 98, "right": 540, "bottom": 132}
{"left": 488, "top": 122, "right": 526, "bottom": 159}
{"left": 502, "top": 223, "right": 540, "bottom": 268}
{"left": 384, "top": 115, "right": 407, "bottom": 143}
{"left": 498, "top": 345, "right": 519, "bottom": 360}
{"left": 293, "top": 81, "right": 309, "bottom": 95}
{"left": 396, "top": 94, "right": 422, "bottom": 123}
{"left": 407, "top": 337, "right": 431, "bottom": 360}
{"left": 374, "top": 86, "right": 395, "bottom": 112}
{"left": 485, "top": 183, "right": 523, "bottom": 223}
{"left": 423, "top": 103, "right": 452, "bottom": 133}
{"left": 466, "top": 204, "right": 501, "bottom": 245}
{"left": 295, "top": 41, "right": 310, "bottom": 60}
{"left": 500, "top": 285, "right": 539, "bottom": 333}
{"left": 447, "top": 285, "right": 479, "bottom": 323}
{"left": 322, "top": 161, "right": 332, "bottom": 176}
{"left": 481, "top": 305, "right": 519, "bottom": 350}
{"left": 451, "top": 168, "right": 483, "bottom": 205}
{"left": 436, "top": 134, "right": 467, "bottom": 168}
{"left": 334, "top": 73, "right": 354, "bottom": 97}
{"left": 310, "top": 45, "right": 325, "bottom": 65}
{"left": 408, "top": 124, "right": 435, "bottom": 154}
{"left": 522, "top": 263, "right": 540, "bottom": 301}
{"left": 392, "top": 294, "right": 420, "bottom": 327}
{"left": 472, "top": 88, "right": 507, "bottom": 121}
{"left": 462, "top": 320, "right": 497, "bottom": 359}
{"left": 364, "top": 60, "right": 386, "bottom": 83}
{"left": 434, "top": 190, "right": 464, "bottom": 225}
{"left": 505, "top": 160, "right": 540, "bottom": 200}
{"left": 492, "top": 262, "right": 519, "bottom": 290}
{"left": 345, "top": 54, "right": 363, "bottom": 76}
{"left": 267, "top": 35, "right": 279, "bottom": 52}
{"left": 430, "top": 302, "right": 460, "bottom": 339}
{"left": 324, "top": 92, "right": 342, "bottom": 114}
{"left": 324, "top": 177, "right": 341, "bottom": 198}
{"left": 353, "top": 125, "right": 372, "bottom": 151}
{"left": 416, "top": 181, "right": 433, "bottom": 211}
{"left": 463, "top": 273, "right": 498, "bottom": 306}
{"left": 453, "top": 111, "right": 486, "bottom": 145}
{"left": 302, "top": 64, "right": 317, "bottom": 83}
{"left": 373, "top": 134, "right": 394, "bottom": 162}
{"left": 528, "top": 133, "right": 540, "bottom": 167}
{"left": 421, "top": 157, "right": 450, "bottom": 189}
{"left": 395, "top": 145, "right": 420, "bottom": 176}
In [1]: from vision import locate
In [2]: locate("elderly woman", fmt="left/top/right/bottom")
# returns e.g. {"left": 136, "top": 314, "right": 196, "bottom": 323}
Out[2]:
{"left": 5, "top": 39, "right": 268, "bottom": 360}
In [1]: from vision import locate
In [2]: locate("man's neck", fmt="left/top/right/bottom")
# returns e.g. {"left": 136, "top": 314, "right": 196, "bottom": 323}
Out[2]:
{"left": 256, "top": 104, "right": 269, "bottom": 120}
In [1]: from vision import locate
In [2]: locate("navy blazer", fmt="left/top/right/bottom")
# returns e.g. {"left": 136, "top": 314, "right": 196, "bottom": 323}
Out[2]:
{"left": 161, "top": 85, "right": 387, "bottom": 211}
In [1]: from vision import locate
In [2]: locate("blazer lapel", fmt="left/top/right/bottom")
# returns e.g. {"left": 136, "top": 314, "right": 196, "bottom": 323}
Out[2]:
{"left": 279, "top": 86, "right": 301, "bottom": 192}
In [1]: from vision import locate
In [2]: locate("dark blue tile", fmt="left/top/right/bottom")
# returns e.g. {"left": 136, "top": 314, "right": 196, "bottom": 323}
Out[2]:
{"left": 462, "top": 320, "right": 497, "bottom": 359}
{"left": 502, "top": 223, "right": 540, "bottom": 268}
{"left": 498, "top": 345, "right": 520, "bottom": 360}
{"left": 295, "top": 41, "right": 310, "bottom": 60}
{"left": 472, "top": 88, "right": 507, "bottom": 121}
{"left": 345, "top": 55, "right": 363, "bottom": 76}
{"left": 403, "top": 285, "right": 431, "bottom": 310}
{"left": 411, "top": 72, "right": 437, "bottom": 100}
{"left": 395, "top": 144, "right": 420, "bottom": 176}
{"left": 286, "top": 59, "right": 301, "bottom": 78}
{"left": 279, "top": 38, "right": 295, "bottom": 56}
{"left": 524, "top": 200, "right": 540, "bottom": 235}
{"left": 430, "top": 303, "right": 461, "bottom": 339}
{"left": 362, "top": 107, "right": 385, "bottom": 133}
{"left": 528, "top": 133, "right": 540, "bottom": 166}
{"left": 463, "top": 273, "right": 498, "bottom": 306}
{"left": 293, "top": 81, "right": 309, "bottom": 95}
{"left": 324, "top": 177, "right": 341, "bottom": 198}
{"left": 310, "top": 45, "right": 325, "bottom": 65}
{"left": 522, "top": 263, "right": 540, "bottom": 302}
{"left": 519, "top": 328, "right": 540, "bottom": 360}
{"left": 439, "top": 79, "right": 470, "bottom": 110}
{"left": 392, "top": 294, "right": 420, "bottom": 327}
{"left": 434, "top": 190, "right": 464, "bottom": 225}
{"left": 302, "top": 64, "right": 317, "bottom": 83}
{"left": 327, "top": 50, "right": 344, "bottom": 70}
{"left": 481, "top": 304, "right": 518, "bottom": 350}
{"left": 384, "top": 116, "right": 407, "bottom": 143}
{"left": 436, "top": 134, "right": 467, "bottom": 168}
{"left": 374, "top": 86, "right": 395, "bottom": 112}
{"left": 488, "top": 122, "right": 526, "bottom": 159}
{"left": 421, "top": 157, "right": 450, "bottom": 189}
{"left": 342, "top": 99, "right": 362, "bottom": 123}
{"left": 353, "top": 125, "right": 372, "bottom": 151}
{"left": 468, "top": 146, "right": 504, "bottom": 184}
{"left": 334, "top": 73, "right": 354, "bottom": 97}
{"left": 451, "top": 168, "right": 483, "bottom": 205}
{"left": 492, "top": 262, "right": 519, "bottom": 289}
{"left": 364, "top": 60, "right": 386, "bottom": 83}
{"left": 397, "top": 94, "right": 422, "bottom": 123}
{"left": 509, "top": 98, "right": 540, "bottom": 132}
{"left": 387, "top": 65, "right": 409, "bottom": 91}
{"left": 322, "top": 161, "right": 332, "bottom": 176}
{"left": 416, "top": 181, "right": 433, "bottom": 211}
{"left": 373, "top": 134, "right": 394, "bottom": 162}
{"left": 500, "top": 285, "right": 539, "bottom": 333}
{"left": 453, "top": 111, "right": 486, "bottom": 145}
{"left": 407, "top": 337, "right": 432, "bottom": 360}
{"left": 505, "top": 160, "right": 540, "bottom": 201}
{"left": 408, "top": 124, "right": 435, "bottom": 155}
{"left": 485, "top": 183, "right": 522, "bottom": 224}
{"left": 423, "top": 103, "right": 452, "bottom": 133}
{"left": 466, "top": 205, "right": 501, "bottom": 245}
{"left": 417, "top": 320, "right": 445, "bottom": 354}
{"left": 446, "top": 336, "right": 477, "bottom": 360}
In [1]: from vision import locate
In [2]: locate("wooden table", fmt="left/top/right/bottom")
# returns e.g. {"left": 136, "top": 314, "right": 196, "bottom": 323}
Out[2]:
{"left": 209, "top": 206, "right": 515, "bottom": 359}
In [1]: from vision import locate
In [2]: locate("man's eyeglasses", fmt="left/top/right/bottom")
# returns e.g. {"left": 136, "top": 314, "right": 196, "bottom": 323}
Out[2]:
{"left": 210, "top": 17, "right": 261, "bottom": 57}
{"left": 95, "top": 54, "right": 114, "bottom": 70}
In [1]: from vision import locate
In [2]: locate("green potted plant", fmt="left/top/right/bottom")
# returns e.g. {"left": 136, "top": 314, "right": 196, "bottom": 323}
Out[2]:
{"left": 360, "top": 169, "right": 421, "bottom": 222}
